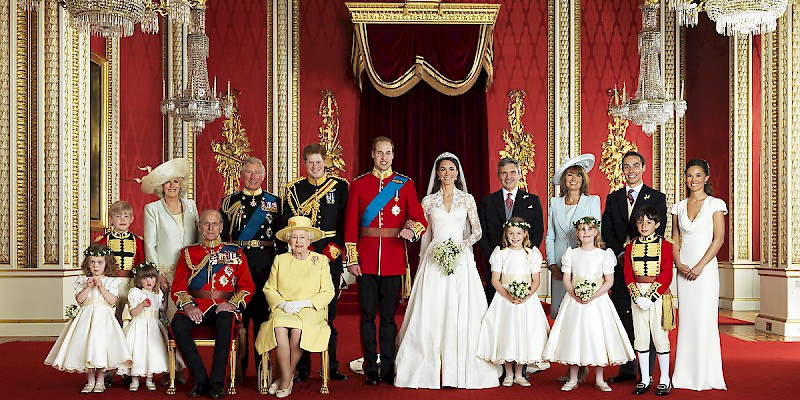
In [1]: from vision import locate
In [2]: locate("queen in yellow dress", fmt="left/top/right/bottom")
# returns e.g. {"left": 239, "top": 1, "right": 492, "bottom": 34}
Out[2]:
{"left": 255, "top": 216, "right": 335, "bottom": 398}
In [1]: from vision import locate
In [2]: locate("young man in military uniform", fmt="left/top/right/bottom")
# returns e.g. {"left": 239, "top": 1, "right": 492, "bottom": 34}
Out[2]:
{"left": 344, "top": 136, "right": 427, "bottom": 385}
{"left": 171, "top": 210, "right": 256, "bottom": 399}
{"left": 283, "top": 144, "right": 349, "bottom": 381}
{"left": 219, "top": 157, "right": 283, "bottom": 377}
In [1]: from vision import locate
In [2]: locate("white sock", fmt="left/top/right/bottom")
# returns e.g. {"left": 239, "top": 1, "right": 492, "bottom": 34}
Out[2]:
{"left": 145, "top": 375, "right": 153, "bottom": 385}
{"left": 131, "top": 377, "right": 140, "bottom": 387}
{"left": 637, "top": 352, "right": 650, "bottom": 384}
{"left": 657, "top": 353, "right": 671, "bottom": 385}
{"left": 87, "top": 371, "right": 96, "bottom": 386}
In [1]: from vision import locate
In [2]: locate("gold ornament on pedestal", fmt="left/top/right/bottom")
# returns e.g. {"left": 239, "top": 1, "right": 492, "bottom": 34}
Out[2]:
{"left": 498, "top": 90, "right": 535, "bottom": 190}
{"left": 211, "top": 90, "right": 252, "bottom": 196}
{"left": 318, "top": 90, "right": 346, "bottom": 177}
{"left": 601, "top": 86, "right": 638, "bottom": 193}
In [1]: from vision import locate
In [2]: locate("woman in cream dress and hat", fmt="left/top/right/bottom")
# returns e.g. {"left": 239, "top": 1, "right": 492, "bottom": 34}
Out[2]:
{"left": 140, "top": 157, "right": 200, "bottom": 321}
{"left": 256, "top": 216, "right": 335, "bottom": 398}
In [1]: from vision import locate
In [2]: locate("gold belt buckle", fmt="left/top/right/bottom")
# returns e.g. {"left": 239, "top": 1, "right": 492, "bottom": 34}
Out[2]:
{"left": 248, "top": 240, "right": 260, "bottom": 247}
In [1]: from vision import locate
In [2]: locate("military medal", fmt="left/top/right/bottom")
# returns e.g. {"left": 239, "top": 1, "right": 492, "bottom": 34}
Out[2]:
{"left": 326, "top": 191, "right": 335, "bottom": 204}
{"left": 261, "top": 199, "right": 269, "bottom": 212}
{"left": 392, "top": 204, "right": 401, "bottom": 216}
{"left": 250, "top": 196, "right": 257, "bottom": 207}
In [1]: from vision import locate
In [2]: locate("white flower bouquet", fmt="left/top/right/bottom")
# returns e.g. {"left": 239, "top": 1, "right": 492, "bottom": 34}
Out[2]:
{"left": 574, "top": 280, "right": 598, "bottom": 301}
{"left": 507, "top": 280, "right": 531, "bottom": 299}
{"left": 64, "top": 304, "right": 79, "bottom": 320}
{"left": 430, "top": 238, "right": 462, "bottom": 276}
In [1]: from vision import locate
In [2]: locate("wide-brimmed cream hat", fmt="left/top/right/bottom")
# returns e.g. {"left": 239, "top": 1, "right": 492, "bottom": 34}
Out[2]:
{"left": 139, "top": 158, "right": 191, "bottom": 194}
{"left": 277, "top": 216, "right": 323, "bottom": 243}
{"left": 552, "top": 153, "right": 595, "bottom": 185}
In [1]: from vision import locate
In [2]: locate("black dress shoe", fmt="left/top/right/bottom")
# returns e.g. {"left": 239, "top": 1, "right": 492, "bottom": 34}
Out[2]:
{"left": 364, "top": 372, "right": 380, "bottom": 385}
{"left": 188, "top": 383, "right": 209, "bottom": 398}
{"left": 329, "top": 369, "right": 348, "bottom": 381}
{"left": 103, "top": 374, "right": 115, "bottom": 388}
{"left": 380, "top": 374, "right": 395, "bottom": 385}
{"left": 608, "top": 373, "right": 637, "bottom": 383}
{"left": 655, "top": 382, "right": 672, "bottom": 396}
{"left": 121, "top": 374, "right": 132, "bottom": 386}
{"left": 633, "top": 382, "right": 651, "bottom": 395}
{"left": 209, "top": 383, "right": 226, "bottom": 399}
{"left": 295, "top": 369, "right": 310, "bottom": 382}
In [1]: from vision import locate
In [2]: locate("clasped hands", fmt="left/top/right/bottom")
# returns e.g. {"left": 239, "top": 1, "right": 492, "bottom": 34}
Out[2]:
{"left": 635, "top": 297, "right": 654, "bottom": 311}
{"left": 279, "top": 299, "right": 313, "bottom": 314}
{"left": 677, "top": 262, "right": 703, "bottom": 281}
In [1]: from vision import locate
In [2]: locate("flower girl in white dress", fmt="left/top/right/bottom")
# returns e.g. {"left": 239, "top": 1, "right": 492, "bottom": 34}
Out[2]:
{"left": 543, "top": 217, "right": 634, "bottom": 392}
{"left": 477, "top": 217, "right": 550, "bottom": 387}
{"left": 45, "top": 245, "right": 132, "bottom": 393}
{"left": 117, "top": 262, "right": 170, "bottom": 391}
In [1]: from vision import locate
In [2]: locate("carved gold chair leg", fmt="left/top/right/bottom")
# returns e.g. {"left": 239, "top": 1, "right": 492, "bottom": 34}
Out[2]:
{"left": 167, "top": 339, "right": 176, "bottom": 395}
{"left": 228, "top": 339, "right": 237, "bottom": 395}
{"left": 320, "top": 350, "right": 330, "bottom": 394}
{"left": 259, "top": 351, "right": 271, "bottom": 394}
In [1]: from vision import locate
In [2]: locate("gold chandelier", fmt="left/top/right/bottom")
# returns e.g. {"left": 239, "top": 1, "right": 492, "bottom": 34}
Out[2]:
{"left": 668, "top": 0, "right": 790, "bottom": 36}
{"left": 16, "top": 0, "right": 200, "bottom": 38}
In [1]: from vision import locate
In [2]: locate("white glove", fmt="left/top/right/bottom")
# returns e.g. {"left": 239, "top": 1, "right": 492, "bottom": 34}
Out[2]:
{"left": 635, "top": 297, "right": 653, "bottom": 310}
{"left": 283, "top": 300, "right": 313, "bottom": 314}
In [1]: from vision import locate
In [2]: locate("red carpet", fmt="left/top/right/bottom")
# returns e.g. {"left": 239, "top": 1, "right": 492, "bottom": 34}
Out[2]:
{"left": 6, "top": 314, "right": 800, "bottom": 400}
{"left": 718, "top": 315, "right": 754, "bottom": 325}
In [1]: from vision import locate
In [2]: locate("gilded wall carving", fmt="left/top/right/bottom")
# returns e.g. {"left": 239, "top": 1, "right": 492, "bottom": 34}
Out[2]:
{"left": 0, "top": 0, "right": 11, "bottom": 264}
{"left": 601, "top": 88, "right": 637, "bottom": 193}
{"left": 43, "top": 2, "right": 58, "bottom": 264}
{"left": 274, "top": 0, "right": 298, "bottom": 192}
{"left": 761, "top": 30, "right": 778, "bottom": 267}
{"left": 317, "top": 90, "right": 346, "bottom": 177}
{"left": 345, "top": 2, "right": 500, "bottom": 24}
{"left": 212, "top": 92, "right": 252, "bottom": 195}
{"left": 498, "top": 90, "right": 535, "bottom": 190}
{"left": 106, "top": 38, "right": 121, "bottom": 205}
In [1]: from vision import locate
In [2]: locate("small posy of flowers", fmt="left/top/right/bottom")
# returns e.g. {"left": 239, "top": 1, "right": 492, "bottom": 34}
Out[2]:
{"left": 64, "top": 304, "right": 79, "bottom": 320}
{"left": 430, "top": 238, "right": 462, "bottom": 276}
{"left": 507, "top": 280, "right": 531, "bottom": 299}
{"left": 574, "top": 280, "right": 597, "bottom": 302}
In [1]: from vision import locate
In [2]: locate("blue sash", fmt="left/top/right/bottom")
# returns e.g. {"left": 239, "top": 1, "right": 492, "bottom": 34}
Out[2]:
{"left": 188, "top": 245, "right": 238, "bottom": 290}
{"left": 360, "top": 175, "right": 408, "bottom": 227}
{"left": 237, "top": 194, "right": 276, "bottom": 241}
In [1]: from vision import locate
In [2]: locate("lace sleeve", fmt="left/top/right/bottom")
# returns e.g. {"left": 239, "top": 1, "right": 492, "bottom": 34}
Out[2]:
{"left": 463, "top": 193, "right": 482, "bottom": 248}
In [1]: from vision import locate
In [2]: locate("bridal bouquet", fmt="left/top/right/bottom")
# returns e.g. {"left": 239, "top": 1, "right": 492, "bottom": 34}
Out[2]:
{"left": 64, "top": 304, "right": 79, "bottom": 320}
{"left": 430, "top": 238, "right": 462, "bottom": 276}
{"left": 573, "top": 280, "right": 598, "bottom": 302}
{"left": 507, "top": 280, "right": 531, "bottom": 299}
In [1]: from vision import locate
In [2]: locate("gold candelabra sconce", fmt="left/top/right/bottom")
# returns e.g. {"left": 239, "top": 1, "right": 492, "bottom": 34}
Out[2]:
{"left": 318, "top": 90, "right": 346, "bottom": 176}
{"left": 211, "top": 90, "right": 252, "bottom": 195}
{"left": 600, "top": 86, "right": 638, "bottom": 193}
{"left": 498, "top": 90, "right": 535, "bottom": 190}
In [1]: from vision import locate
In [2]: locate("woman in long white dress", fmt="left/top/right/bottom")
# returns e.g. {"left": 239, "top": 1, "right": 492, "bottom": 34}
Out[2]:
{"left": 671, "top": 159, "right": 727, "bottom": 391}
{"left": 394, "top": 152, "right": 500, "bottom": 389}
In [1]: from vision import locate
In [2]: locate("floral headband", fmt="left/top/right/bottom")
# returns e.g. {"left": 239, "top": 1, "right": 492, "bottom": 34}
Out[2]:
{"left": 573, "top": 216, "right": 601, "bottom": 229}
{"left": 133, "top": 261, "right": 159, "bottom": 276}
{"left": 503, "top": 220, "right": 531, "bottom": 230}
{"left": 84, "top": 246, "right": 112, "bottom": 257}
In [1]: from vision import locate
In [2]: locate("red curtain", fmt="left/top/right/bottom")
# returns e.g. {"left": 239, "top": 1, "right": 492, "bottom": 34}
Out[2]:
{"left": 366, "top": 24, "right": 481, "bottom": 81}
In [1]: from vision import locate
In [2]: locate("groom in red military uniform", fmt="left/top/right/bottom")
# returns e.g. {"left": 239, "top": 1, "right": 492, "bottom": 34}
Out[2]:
{"left": 171, "top": 210, "right": 255, "bottom": 399}
{"left": 345, "top": 136, "right": 427, "bottom": 385}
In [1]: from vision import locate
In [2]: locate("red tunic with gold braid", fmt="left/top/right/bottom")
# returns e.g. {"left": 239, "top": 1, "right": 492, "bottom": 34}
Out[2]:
{"left": 623, "top": 234, "right": 674, "bottom": 302}
{"left": 171, "top": 238, "right": 256, "bottom": 315}
{"left": 344, "top": 168, "right": 427, "bottom": 276}
{"left": 94, "top": 229, "right": 145, "bottom": 272}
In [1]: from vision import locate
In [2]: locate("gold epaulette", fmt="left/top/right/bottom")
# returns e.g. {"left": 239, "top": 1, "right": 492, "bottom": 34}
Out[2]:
{"left": 393, "top": 172, "right": 412, "bottom": 181}
{"left": 353, "top": 172, "right": 371, "bottom": 181}
{"left": 94, "top": 234, "right": 105, "bottom": 243}
{"left": 329, "top": 175, "right": 350, "bottom": 186}
{"left": 284, "top": 176, "right": 305, "bottom": 189}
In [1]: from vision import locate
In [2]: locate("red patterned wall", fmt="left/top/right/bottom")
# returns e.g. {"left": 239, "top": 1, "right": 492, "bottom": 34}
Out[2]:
{"left": 118, "top": 31, "right": 165, "bottom": 234}
{"left": 685, "top": 15, "right": 730, "bottom": 260}
{"left": 581, "top": 0, "right": 643, "bottom": 204}
{"left": 198, "top": 0, "right": 270, "bottom": 209}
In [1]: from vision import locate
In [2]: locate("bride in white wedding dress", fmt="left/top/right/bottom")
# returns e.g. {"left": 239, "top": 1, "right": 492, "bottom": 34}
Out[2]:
{"left": 394, "top": 152, "right": 500, "bottom": 389}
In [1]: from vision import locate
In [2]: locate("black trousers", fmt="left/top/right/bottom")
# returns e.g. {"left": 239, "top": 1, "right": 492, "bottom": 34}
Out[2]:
{"left": 171, "top": 307, "right": 235, "bottom": 386}
{"left": 242, "top": 248, "right": 275, "bottom": 374}
{"left": 358, "top": 274, "right": 402, "bottom": 377}
{"left": 611, "top": 270, "right": 656, "bottom": 375}
{"left": 298, "top": 273, "right": 342, "bottom": 373}
{"left": 484, "top": 258, "right": 497, "bottom": 302}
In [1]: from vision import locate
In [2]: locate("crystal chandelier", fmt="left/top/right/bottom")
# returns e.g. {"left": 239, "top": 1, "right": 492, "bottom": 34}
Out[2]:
{"left": 160, "top": 5, "right": 232, "bottom": 133}
{"left": 668, "top": 0, "right": 789, "bottom": 36}
{"left": 16, "top": 0, "right": 193, "bottom": 38}
{"left": 610, "top": 1, "right": 687, "bottom": 136}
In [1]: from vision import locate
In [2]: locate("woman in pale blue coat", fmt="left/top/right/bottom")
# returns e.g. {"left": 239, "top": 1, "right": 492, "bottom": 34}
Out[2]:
{"left": 545, "top": 154, "right": 601, "bottom": 319}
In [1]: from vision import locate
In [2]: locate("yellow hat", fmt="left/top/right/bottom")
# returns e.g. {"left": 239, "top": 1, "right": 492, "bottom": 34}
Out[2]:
{"left": 139, "top": 158, "right": 191, "bottom": 195}
{"left": 276, "top": 216, "right": 323, "bottom": 243}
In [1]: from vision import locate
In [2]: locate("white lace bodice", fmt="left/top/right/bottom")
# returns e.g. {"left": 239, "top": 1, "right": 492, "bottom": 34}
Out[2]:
{"left": 421, "top": 188, "right": 481, "bottom": 248}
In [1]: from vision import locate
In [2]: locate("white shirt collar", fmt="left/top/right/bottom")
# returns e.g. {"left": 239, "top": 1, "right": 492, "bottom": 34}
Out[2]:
{"left": 502, "top": 187, "right": 518, "bottom": 200}
{"left": 625, "top": 182, "right": 644, "bottom": 195}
